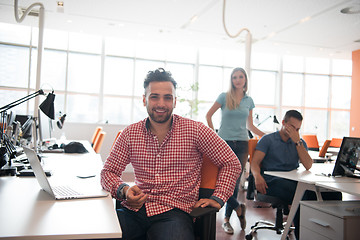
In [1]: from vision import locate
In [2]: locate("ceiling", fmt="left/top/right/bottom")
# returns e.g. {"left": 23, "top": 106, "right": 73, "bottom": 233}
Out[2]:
{"left": 0, "top": 0, "right": 360, "bottom": 59}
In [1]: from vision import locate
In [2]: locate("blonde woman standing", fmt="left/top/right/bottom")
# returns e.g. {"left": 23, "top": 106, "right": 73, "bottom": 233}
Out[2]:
{"left": 206, "top": 67, "right": 264, "bottom": 234}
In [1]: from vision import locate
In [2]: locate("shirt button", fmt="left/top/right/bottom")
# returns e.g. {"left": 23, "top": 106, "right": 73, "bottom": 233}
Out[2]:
{"left": 157, "top": 154, "right": 160, "bottom": 158}
{"left": 155, "top": 173, "right": 160, "bottom": 177}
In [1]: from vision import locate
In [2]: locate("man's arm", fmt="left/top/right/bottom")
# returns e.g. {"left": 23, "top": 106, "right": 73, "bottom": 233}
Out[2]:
{"left": 285, "top": 124, "right": 313, "bottom": 170}
{"left": 295, "top": 141, "right": 313, "bottom": 170}
{"left": 197, "top": 123, "right": 241, "bottom": 206}
{"left": 250, "top": 150, "right": 268, "bottom": 194}
{"left": 101, "top": 130, "right": 131, "bottom": 199}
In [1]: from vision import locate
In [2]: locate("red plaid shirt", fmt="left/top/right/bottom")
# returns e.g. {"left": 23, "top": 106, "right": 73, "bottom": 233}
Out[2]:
{"left": 101, "top": 115, "right": 241, "bottom": 217}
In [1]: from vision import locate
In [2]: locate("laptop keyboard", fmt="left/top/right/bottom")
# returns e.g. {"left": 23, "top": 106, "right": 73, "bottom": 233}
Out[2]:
{"left": 53, "top": 185, "right": 81, "bottom": 196}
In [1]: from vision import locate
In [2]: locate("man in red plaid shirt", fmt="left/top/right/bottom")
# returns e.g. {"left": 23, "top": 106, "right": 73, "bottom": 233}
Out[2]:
{"left": 101, "top": 68, "right": 241, "bottom": 240}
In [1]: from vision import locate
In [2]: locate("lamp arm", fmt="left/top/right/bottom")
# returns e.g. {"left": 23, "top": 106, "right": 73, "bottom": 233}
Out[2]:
{"left": 0, "top": 90, "right": 44, "bottom": 113}
{"left": 257, "top": 115, "right": 272, "bottom": 127}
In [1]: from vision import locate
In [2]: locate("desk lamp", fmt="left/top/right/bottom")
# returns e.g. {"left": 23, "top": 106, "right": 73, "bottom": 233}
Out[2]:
{"left": 0, "top": 90, "right": 55, "bottom": 175}
{"left": 248, "top": 115, "right": 279, "bottom": 139}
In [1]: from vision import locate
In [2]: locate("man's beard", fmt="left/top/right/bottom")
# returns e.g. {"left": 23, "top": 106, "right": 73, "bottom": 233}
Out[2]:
{"left": 148, "top": 108, "right": 173, "bottom": 123}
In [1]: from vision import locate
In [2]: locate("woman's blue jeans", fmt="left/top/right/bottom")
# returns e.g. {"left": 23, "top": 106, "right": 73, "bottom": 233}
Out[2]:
{"left": 224, "top": 140, "right": 248, "bottom": 218}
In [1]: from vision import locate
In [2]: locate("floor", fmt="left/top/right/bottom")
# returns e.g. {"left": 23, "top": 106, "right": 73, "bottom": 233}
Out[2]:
{"left": 215, "top": 188, "right": 295, "bottom": 240}
{"left": 122, "top": 172, "right": 294, "bottom": 240}
{"left": 121, "top": 172, "right": 360, "bottom": 240}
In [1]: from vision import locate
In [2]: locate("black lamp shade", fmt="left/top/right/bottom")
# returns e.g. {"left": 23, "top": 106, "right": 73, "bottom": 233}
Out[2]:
{"left": 39, "top": 92, "right": 55, "bottom": 120}
{"left": 273, "top": 116, "right": 279, "bottom": 124}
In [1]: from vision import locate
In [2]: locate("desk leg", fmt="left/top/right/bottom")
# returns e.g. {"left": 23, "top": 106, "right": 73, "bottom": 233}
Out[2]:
{"left": 281, "top": 182, "right": 322, "bottom": 240}
{"left": 280, "top": 182, "right": 306, "bottom": 240}
{"left": 315, "top": 186, "right": 323, "bottom": 201}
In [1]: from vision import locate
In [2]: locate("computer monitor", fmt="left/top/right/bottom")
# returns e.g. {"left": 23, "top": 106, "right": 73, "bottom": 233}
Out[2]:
{"left": 14, "top": 114, "right": 33, "bottom": 140}
{"left": 332, "top": 137, "right": 360, "bottom": 177}
{"left": 38, "top": 109, "right": 54, "bottom": 144}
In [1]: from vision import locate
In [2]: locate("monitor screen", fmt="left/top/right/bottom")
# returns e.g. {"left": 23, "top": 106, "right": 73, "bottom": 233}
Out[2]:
{"left": 14, "top": 114, "right": 33, "bottom": 140}
{"left": 332, "top": 137, "right": 360, "bottom": 177}
{"left": 38, "top": 109, "right": 53, "bottom": 143}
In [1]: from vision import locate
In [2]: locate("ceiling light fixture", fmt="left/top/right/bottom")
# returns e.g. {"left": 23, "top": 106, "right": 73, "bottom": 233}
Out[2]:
{"left": 14, "top": 0, "right": 46, "bottom": 152}
{"left": 267, "top": 32, "right": 276, "bottom": 39}
{"left": 222, "top": 0, "right": 252, "bottom": 76}
{"left": 190, "top": 15, "right": 198, "bottom": 23}
{"left": 340, "top": 6, "right": 360, "bottom": 14}
{"left": 56, "top": 1, "right": 64, "bottom": 13}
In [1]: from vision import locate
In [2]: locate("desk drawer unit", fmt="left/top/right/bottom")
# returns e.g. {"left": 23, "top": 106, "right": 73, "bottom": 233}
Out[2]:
{"left": 300, "top": 200, "right": 360, "bottom": 240}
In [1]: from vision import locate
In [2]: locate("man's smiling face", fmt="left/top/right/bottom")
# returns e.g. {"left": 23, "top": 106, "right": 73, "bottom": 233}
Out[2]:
{"left": 143, "top": 81, "right": 176, "bottom": 124}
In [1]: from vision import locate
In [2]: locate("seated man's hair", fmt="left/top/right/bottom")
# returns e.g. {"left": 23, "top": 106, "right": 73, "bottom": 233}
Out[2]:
{"left": 284, "top": 110, "right": 303, "bottom": 122}
{"left": 143, "top": 68, "right": 177, "bottom": 90}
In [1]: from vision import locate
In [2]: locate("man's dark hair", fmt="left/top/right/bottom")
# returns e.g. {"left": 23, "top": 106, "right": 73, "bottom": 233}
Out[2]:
{"left": 283, "top": 110, "right": 303, "bottom": 122}
{"left": 143, "top": 68, "right": 177, "bottom": 91}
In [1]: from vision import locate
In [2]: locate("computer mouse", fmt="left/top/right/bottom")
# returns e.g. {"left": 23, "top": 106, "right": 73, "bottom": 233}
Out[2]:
{"left": 63, "top": 141, "right": 88, "bottom": 153}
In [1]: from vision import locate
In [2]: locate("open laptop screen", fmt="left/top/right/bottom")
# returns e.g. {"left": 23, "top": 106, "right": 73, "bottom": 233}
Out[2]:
{"left": 332, "top": 137, "right": 360, "bottom": 177}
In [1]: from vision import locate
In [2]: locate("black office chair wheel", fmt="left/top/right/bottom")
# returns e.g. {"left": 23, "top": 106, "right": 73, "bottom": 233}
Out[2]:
{"left": 245, "top": 234, "right": 253, "bottom": 240}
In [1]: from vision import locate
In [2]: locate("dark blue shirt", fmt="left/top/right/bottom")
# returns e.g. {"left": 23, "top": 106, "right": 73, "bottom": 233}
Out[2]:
{"left": 256, "top": 131, "right": 308, "bottom": 181}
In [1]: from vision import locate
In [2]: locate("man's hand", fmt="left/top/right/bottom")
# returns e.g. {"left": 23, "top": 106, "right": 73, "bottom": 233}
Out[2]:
{"left": 254, "top": 175, "right": 268, "bottom": 195}
{"left": 124, "top": 185, "right": 148, "bottom": 210}
{"left": 193, "top": 198, "right": 221, "bottom": 210}
{"left": 284, "top": 123, "right": 300, "bottom": 143}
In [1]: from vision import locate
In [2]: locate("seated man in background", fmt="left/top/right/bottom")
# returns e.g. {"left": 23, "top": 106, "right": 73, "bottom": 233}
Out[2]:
{"left": 101, "top": 68, "right": 241, "bottom": 240}
{"left": 251, "top": 110, "right": 342, "bottom": 240}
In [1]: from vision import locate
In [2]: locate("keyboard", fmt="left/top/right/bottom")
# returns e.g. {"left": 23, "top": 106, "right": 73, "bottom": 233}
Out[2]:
{"left": 53, "top": 185, "right": 81, "bottom": 196}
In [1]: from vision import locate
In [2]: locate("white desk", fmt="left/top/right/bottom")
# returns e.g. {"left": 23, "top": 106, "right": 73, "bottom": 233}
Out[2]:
{"left": 315, "top": 182, "right": 360, "bottom": 197}
{"left": 264, "top": 163, "right": 360, "bottom": 240}
{"left": 0, "top": 148, "right": 122, "bottom": 239}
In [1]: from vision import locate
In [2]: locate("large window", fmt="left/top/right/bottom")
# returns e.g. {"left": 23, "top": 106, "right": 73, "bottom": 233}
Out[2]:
{"left": 282, "top": 55, "right": 352, "bottom": 142}
{"left": 0, "top": 22, "right": 353, "bottom": 143}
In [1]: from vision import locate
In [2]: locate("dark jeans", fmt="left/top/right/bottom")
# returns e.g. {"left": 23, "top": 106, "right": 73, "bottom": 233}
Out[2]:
{"left": 117, "top": 205, "right": 195, "bottom": 240}
{"left": 224, "top": 140, "right": 248, "bottom": 218}
{"left": 265, "top": 176, "right": 342, "bottom": 240}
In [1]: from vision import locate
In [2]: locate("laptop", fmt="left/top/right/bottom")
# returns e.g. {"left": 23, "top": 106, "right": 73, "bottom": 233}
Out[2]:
{"left": 23, "top": 147, "right": 108, "bottom": 200}
{"left": 331, "top": 137, "right": 360, "bottom": 178}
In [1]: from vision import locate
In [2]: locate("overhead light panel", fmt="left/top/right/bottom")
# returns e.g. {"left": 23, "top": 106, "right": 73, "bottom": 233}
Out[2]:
{"left": 57, "top": 1, "right": 64, "bottom": 13}
{"left": 300, "top": 16, "right": 311, "bottom": 23}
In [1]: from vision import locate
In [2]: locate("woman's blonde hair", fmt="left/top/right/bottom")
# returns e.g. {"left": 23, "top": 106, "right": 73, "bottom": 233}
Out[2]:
{"left": 226, "top": 67, "right": 248, "bottom": 110}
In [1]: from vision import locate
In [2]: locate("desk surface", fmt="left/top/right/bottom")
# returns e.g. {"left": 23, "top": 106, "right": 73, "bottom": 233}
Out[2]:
{"left": 265, "top": 163, "right": 360, "bottom": 184}
{"left": 0, "top": 147, "right": 121, "bottom": 240}
{"left": 265, "top": 162, "right": 360, "bottom": 240}
{"left": 315, "top": 182, "right": 360, "bottom": 197}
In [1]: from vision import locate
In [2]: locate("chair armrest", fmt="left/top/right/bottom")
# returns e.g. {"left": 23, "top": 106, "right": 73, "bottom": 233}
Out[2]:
{"left": 190, "top": 207, "right": 218, "bottom": 218}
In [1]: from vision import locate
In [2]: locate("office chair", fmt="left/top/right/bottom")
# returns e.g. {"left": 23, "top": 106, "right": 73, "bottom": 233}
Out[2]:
{"left": 301, "top": 134, "right": 320, "bottom": 151}
{"left": 111, "top": 130, "right": 122, "bottom": 150}
{"left": 240, "top": 138, "right": 259, "bottom": 189}
{"left": 114, "top": 154, "right": 218, "bottom": 240}
{"left": 318, "top": 139, "right": 331, "bottom": 158}
{"left": 93, "top": 131, "right": 106, "bottom": 153}
{"left": 245, "top": 139, "right": 259, "bottom": 200}
{"left": 245, "top": 185, "right": 292, "bottom": 240}
{"left": 190, "top": 154, "right": 219, "bottom": 240}
{"left": 329, "top": 138, "right": 342, "bottom": 148}
{"left": 245, "top": 140, "right": 293, "bottom": 240}
{"left": 91, "top": 126, "right": 102, "bottom": 147}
